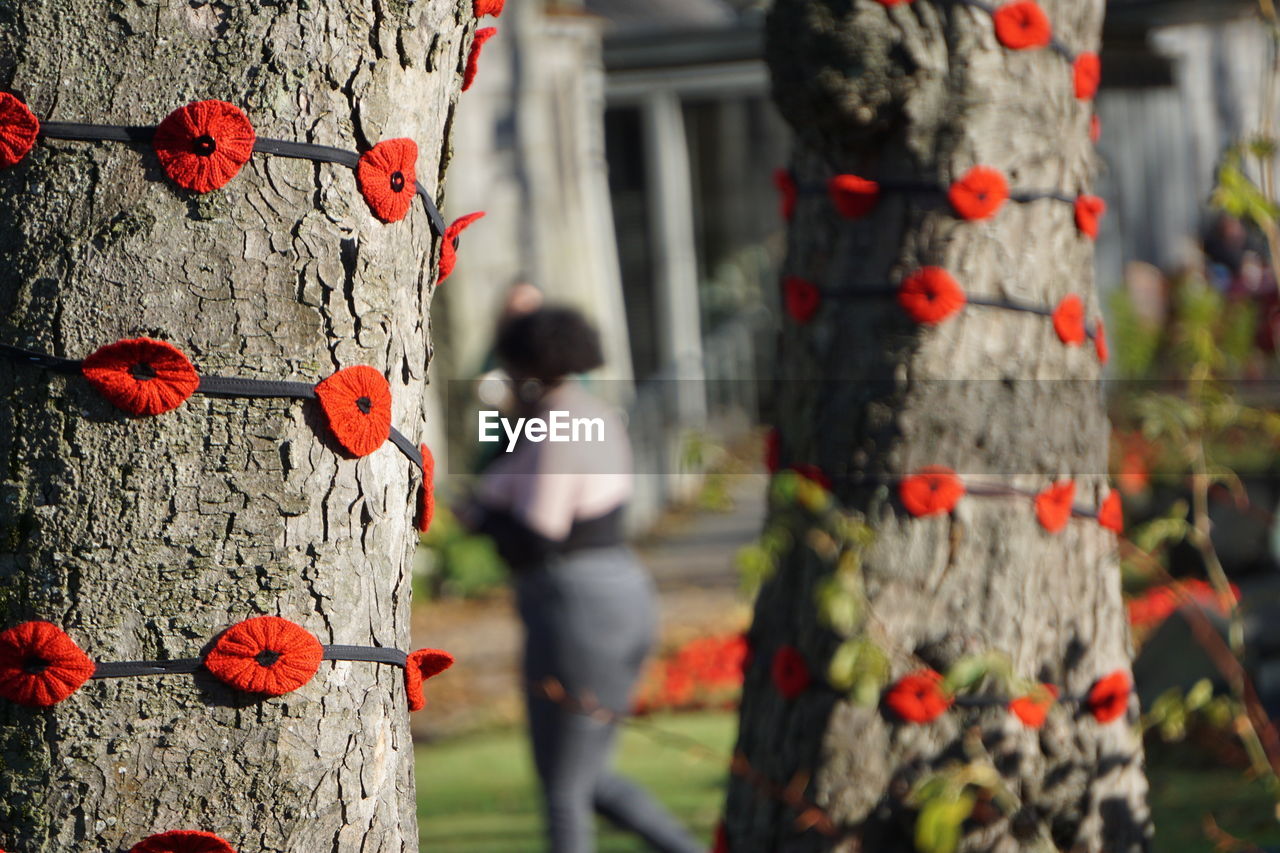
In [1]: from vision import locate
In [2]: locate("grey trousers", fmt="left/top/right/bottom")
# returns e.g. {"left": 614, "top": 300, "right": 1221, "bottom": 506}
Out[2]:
{"left": 515, "top": 548, "right": 703, "bottom": 853}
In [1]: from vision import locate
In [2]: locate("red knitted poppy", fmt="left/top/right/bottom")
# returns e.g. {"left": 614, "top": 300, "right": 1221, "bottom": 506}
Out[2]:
{"left": 827, "top": 174, "right": 880, "bottom": 219}
{"left": 1094, "top": 319, "right": 1109, "bottom": 364}
{"left": 405, "top": 648, "right": 454, "bottom": 712}
{"left": 1098, "top": 490, "right": 1123, "bottom": 533}
{"left": 417, "top": 443, "right": 436, "bottom": 533}
{"left": 899, "top": 466, "right": 965, "bottom": 517}
{"left": 1051, "top": 294, "right": 1087, "bottom": 345}
{"left": 1073, "top": 53, "right": 1101, "bottom": 100}
{"left": 203, "top": 616, "right": 323, "bottom": 696}
{"left": 315, "top": 365, "right": 393, "bottom": 458}
{"left": 770, "top": 645, "right": 810, "bottom": 700}
{"left": 129, "top": 830, "right": 237, "bottom": 853}
{"left": 772, "top": 169, "right": 797, "bottom": 221}
{"left": 898, "top": 267, "right": 967, "bottom": 325}
{"left": 357, "top": 138, "right": 418, "bottom": 224}
{"left": 1086, "top": 670, "right": 1131, "bottom": 723}
{"left": 1089, "top": 115, "right": 1102, "bottom": 143}
{"left": 783, "top": 276, "right": 821, "bottom": 324}
{"left": 992, "top": 1, "right": 1053, "bottom": 50}
{"left": 1009, "top": 683, "right": 1058, "bottom": 729}
{"left": 1074, "top": 195, "right": 1106, "bottom": 239}
{"left": 463, "top": 27, "right": 497, "bottom": 92}
{"left": 438, "top": 211, "right": 486, "bottom": 284}
{"left": 948, "top": 167, "right": 1008, "bottom": 221}
{"left": 474, "top": 0, "right": 504, "bottom": 16}
{"left": 152, "top": 100, "right": 256, "bottom": 193}
{"left": 1034, "top": 481, "right": 1075, "bottom": 533}
{"left": 81, "top": 338, "right": 201, "bottom": 417}
{"left": 884, "top": 669, "right": 952, "bottom": 723}
{"left": 0, "top": 92, "right": 40, "bottom": 169}
{"left": 0, "top": 621, "right": 95, "bottom": 707}
{"left": 764, "top": 428, "right": 780, "bottom": 474}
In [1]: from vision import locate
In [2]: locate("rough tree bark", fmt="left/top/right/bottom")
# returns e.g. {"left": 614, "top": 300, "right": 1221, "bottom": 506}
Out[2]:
{"left": 0, "top": 1, "right": 470, "bottom": 850}
{"left": 727, "top": 2, "right": 1150, "bottom": 851}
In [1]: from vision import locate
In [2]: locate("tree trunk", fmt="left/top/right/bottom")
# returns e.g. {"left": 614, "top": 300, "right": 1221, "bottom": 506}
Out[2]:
{"left": 0, "top": 2, "right": 468, "bottom": 850}
{"left": 727, "top": 2, "right": 1150, "bottom": 850}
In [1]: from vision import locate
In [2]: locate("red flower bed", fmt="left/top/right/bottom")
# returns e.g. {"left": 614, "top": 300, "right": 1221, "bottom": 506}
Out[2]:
{"left": 633, "top": 633, "right": 747, "bottom": 714}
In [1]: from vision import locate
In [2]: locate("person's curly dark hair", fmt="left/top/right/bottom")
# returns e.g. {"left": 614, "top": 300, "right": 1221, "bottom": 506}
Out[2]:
{"left": 495, "top": 306, "right": 604, "bottom": 381}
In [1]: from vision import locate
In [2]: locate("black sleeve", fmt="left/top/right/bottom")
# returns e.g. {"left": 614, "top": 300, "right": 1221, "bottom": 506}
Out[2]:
{"left": 471, "top": 505, "right": 558, "bottom": 571}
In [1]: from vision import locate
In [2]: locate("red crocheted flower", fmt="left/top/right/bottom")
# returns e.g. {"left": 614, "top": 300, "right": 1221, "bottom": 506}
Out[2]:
{"left": 948, "top": 166, "right": 1008, "bottom": 221}
{"left": 315, "top": 365, "right": 393, "bottom": 458}
{"left": 463, "top": 27, "right": 497, "bottom": 92}
{"left": 1094, "top": 319, "right": 1109, "bottom": 364}
{"left": 81, "top": 338, "right": 201, "bottom": 417}
{"left": 357, "top": 138, "right": 418, "bottom": 224}
{"left": 1073, "top": 52, "right": 1102, "bottom": 100}
{"left": 765, "top": 428, "right": 780, "bottom": 474}
{"left": 0, "top": 621, "right": 95, "bottom": 707}
{"left": 1090, "top": 115, "right": 1102, "bottom": 143}
{"left": 784, "top": 276, "right": 821, "bottom": 324}
{"left": 1098, "top": 490, "right": 1123, "bottom": 533}
{"left": 417, "top": 443, "right": 436, "bottom": 533}
{"left": 474, "top": 0, "right": 504, "bottom": 16}
{"left": 992, "top": 1, "right": 1053, "bottom": 50}
{"left": 1052, "top": 294, "right": 1087, "bottom": 345}
{"left": 129, "top": 830, "right": 237, "bottom": 853}
{"left": 773, "top": 168, "right": 797, "bottom": 221}
{"left": 0, "top": 92, "right": 40, "bottom": 169}
{"left": 203, "top": 616, "right": 323, "bottom": 696}
{"left": 898, "top": 267, "right": 967, "bottom": 325}
{"left": 770, "top": 645, "right": 810, "bottom": 700}
{"left": 405, "top": 648, "right": 454, "bottom": 712}
{"left": 884, "top": 669, "right": 952, "bottom": 723}
{"left": 827, "top": 174, "right": 880, "bottom": 219}
{"left": 152, "top": 100, "right": 256, "bottom": 193}
{"left": 438, "top": 211, "right": 486, "bottom": 284}
{"left": 1009, "top": 684, "right": 1058, "bottom": 729}
{"left": 1035, "top": 480, "right": 1075, "bottom": 533}
{"left": 899, "top": 466, "right": 965, "bottom": 517}
{"left": 1087, "top": 670, "right": 1131, "bottom": 723}
{"left": 1074, "top": 195, "right": 1106, "bottom": 239}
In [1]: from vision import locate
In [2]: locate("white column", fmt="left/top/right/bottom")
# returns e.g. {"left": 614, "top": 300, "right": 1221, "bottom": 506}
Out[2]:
{"left": 641, "top": 90, "right": 707, "bottom": 427}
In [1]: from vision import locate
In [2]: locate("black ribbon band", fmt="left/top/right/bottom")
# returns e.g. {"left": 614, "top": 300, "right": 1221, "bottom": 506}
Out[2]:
{"left": 818, "top": 289, "right": 1095, "bottom": 337}
{"left": 0, "top": 344, "right": 428, "bottom": 477}
{"left": 90, "top": 645, "right": 408, "bottom": 679}
{"left": 37, "top": 122, "right": 446, "bottom": 237}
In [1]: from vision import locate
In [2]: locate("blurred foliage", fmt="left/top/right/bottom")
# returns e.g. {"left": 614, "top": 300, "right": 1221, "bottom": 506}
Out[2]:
{"left": 417, "top": 506, "right": 509, "bottom": 599}
{"left": 1108, "top": 275, "right": 1258, "bottom": 382}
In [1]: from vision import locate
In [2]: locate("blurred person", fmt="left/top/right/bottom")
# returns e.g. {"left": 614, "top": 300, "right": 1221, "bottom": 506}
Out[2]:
{"left": 457, "top": 306, "right": 701, "bottom": 853}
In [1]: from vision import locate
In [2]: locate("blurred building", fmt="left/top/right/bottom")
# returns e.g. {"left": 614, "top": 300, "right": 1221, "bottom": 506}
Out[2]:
{"left": 434, "top": 0, "right": 785, "bottom": 529}
{"left": 1096, "top": 0, "right": 1270, "bottom": 287}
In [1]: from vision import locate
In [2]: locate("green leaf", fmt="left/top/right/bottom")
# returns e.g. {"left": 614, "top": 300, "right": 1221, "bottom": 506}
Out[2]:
{"left": 1131, "top": 502, "right": 1192, "bottom": 553}
{"left": 815, "top": 574, "right": 865, "bottom": 637}
{"left": 943, "top": 651, "right": 1013, "bottom": 695}
{"left": 914, "top": 791, "right": 975, "bottom": 853}
{"left": 1185, "top": 678, "right": 1214, "bottom": 711}
{"left": 830, "top": 637, "right": 889, "bottom": 692}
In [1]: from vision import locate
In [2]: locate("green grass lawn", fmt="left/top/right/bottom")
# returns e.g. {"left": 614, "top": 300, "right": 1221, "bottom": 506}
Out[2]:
{"left": 417, "top": 711, "right": 1280, "bottom": 852}
{"left": 417, "top": 711, "right": 733, "bottom": 852}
